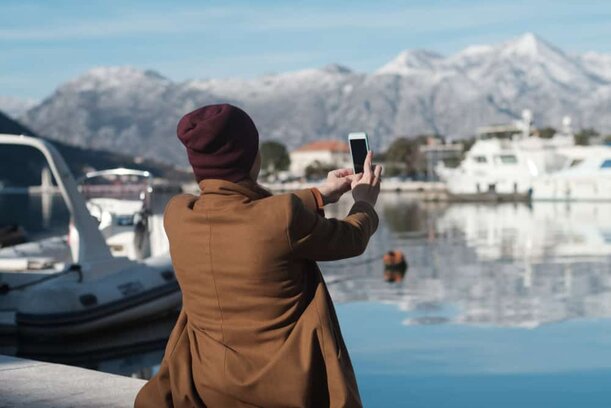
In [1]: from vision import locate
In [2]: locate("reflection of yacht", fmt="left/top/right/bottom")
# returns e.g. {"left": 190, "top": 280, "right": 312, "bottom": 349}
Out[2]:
{"left": 437, "top": 112, "right": 575, "bottom": 200}
{"left": 0, "top": 134, "right": 180, "bottom": 336}
{"left": 435, "top": 202, "right": 611, "bottom": 261}
{"left": 531, "top": 146, "right": 611, "bottom": 201}
{"left": 320, "top": 194, "right": 611, "bottom": 329}
{"left": 79, "top": 168, "right": 154, "bottom": 260}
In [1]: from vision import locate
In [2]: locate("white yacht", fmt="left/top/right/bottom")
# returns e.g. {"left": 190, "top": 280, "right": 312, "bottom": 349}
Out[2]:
{"left": 0, "top": 134, "right": 180, "bottom": 336}
{"left": 436, "top": 111, "right": 576, "bottom": 201}
{"left": 531, "top": 145, "right": 611, "bottom": 201}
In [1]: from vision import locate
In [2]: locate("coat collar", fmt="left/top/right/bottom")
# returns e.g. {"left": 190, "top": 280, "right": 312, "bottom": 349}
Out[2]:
{"left": 198, "top": 178, "right": 273, "bottom": 201}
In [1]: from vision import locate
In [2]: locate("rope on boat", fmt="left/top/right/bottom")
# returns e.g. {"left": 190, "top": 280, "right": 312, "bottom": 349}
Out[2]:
{"left": 0, "top": 264, "right": 82, "bottom": 295}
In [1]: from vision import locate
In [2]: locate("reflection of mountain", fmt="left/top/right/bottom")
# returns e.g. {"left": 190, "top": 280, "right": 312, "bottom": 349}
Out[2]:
{"left": 321, "top": 195, "right": 611, "bottom": 329}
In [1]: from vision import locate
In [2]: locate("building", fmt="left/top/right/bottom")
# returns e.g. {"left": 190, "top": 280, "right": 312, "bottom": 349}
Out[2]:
{"left": 419, "top": 137, "right": 464, "bottom": 180}
{"left": 290, "top": 140, "right": 351, "bottom": 177}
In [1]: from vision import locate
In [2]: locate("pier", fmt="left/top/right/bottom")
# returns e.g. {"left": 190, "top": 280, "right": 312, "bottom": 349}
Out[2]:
{"left": 182, "top": 180, "right": 451, "bottom": 201}
{"left": 0, "top": 355, "right": 144, "bottom": 407}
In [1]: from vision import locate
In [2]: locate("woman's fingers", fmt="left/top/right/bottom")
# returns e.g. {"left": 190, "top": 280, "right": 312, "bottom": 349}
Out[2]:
{"left": 373, "top": 164, "right": 383, "bottom": 186}
{"left": 363, "top": 151, "right": 373, "bottom": 177}
{"left": 350, "top": 172, "right": 364, "bottom": 187}
{"left": 331, "top": 168, "right": 354, "bottom": 180}
{"left": 339, "top": 178, "right": 352, "bottom": 193}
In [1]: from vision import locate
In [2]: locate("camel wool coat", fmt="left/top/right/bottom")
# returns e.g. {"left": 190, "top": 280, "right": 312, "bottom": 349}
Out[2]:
{"left": 134, "top": 178, "right": 379, "bottom": 408}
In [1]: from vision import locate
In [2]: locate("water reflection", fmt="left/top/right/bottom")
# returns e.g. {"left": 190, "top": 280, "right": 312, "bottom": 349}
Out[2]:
{"left": 0, "top": 312, "right": 177, "bottom": 378}
{"left": 0, "top": 193, "right": 70, "bottom": 240}
{"left": 322, "top": 195, "right": 611, "bottom": 329}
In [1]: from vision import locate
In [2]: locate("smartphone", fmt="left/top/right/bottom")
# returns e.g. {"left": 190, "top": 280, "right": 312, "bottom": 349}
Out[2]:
{"left": 348, "top": 132, "right": 369, "bottom": 174}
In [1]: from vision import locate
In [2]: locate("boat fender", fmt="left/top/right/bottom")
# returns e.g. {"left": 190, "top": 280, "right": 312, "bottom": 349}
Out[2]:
{"left": 79, "top": 293, "right": 98, "bottom": 307}
{"left": 160, "top": 270, "right": 175, "bottom": 282}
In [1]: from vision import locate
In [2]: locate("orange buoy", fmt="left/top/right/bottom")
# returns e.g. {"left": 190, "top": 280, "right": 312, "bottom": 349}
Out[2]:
{"left": 383, "top": 250, "right": 408, "bottom": 283}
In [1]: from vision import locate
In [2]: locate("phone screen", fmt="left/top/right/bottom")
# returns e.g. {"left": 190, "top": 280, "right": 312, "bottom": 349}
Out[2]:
{"left": 350, "top": 139, "right": 368, "bottom": 174}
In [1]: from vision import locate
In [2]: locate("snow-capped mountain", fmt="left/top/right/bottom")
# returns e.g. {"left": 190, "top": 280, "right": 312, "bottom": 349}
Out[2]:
{"left": 579, "top": 52, "right": 611, "bottom": 82}
{"left": 18, "top": 33, "right": 611, "bottom": 166}
{"left": 376, "top": 49, "right": 444, "bottom": 76}
{"left": 0, "top": 96, "right": 37, "bottom": 119}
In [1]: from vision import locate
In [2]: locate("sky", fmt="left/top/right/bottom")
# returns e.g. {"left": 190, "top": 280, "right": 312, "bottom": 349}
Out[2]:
{"left": 2, "top": 0, "right": 611, "bottom": 100}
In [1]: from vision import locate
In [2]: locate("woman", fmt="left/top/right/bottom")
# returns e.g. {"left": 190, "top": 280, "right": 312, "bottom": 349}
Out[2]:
{"left": 135, "top": 104, "right": 382, "bottom": 407}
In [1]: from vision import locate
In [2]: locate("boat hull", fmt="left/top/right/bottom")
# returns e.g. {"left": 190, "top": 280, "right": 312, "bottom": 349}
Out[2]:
{"left": 0, "top": 257, "right": 182, "bottom": 337}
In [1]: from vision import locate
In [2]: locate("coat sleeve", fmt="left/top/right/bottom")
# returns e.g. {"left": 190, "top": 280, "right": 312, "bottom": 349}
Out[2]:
{"left": 287, "top": 194, "right": 379, "bottom": 261}
{"left": 290, "top": 188, "right": 323, "bottom": 213}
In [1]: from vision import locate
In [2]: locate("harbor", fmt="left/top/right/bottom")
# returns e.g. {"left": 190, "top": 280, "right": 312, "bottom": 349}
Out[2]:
{"left": 0, "top": 112, "right": 610, "bottom": 404}
{"left": 2, "top": 4, "right": 611, "bottom": 404}
{"left": 175, "top": 109, "right": 611, "bottom": 204}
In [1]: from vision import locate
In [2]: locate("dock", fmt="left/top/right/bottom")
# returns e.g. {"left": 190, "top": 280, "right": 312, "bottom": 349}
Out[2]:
{"left": 0, "top": 354, "right": 145, "bottom": 407}
{"left": 184, "top": 179, "right": 449, "bottom": 199}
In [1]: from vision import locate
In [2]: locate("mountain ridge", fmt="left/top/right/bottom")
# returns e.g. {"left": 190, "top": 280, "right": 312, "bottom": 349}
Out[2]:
{"left": 0, "top": 110, "right": 190, "bottom": 180}
{"left": 16, "top": 33, "right": 611, "bottom": 166}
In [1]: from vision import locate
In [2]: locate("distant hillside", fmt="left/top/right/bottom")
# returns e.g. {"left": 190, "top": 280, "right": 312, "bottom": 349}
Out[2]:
{"left": 0, "top": 110, "right": 191, "bottom": 181}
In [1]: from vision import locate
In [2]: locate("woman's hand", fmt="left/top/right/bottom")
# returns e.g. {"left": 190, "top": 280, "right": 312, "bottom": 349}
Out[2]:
{"left": 351, "top": 151, "right": 382, "bottom": 206}
{"left": 317, "top": 168, "right": 354, "bottom": 205}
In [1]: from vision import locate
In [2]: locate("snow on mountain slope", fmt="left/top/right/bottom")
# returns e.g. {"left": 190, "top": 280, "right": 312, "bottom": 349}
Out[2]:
{"left": 21, "top": 66, "right": 188, "bottom": 163}
{"left": 376, "top": 49, "right": 443, "bottom": 76}
{"left": 579, "top": 52, "right": 611, "bottom": 82}
{"left": 0, "top": 96, "right": 37, "bottom": 119}
{"left": 17, "top": 33, "right": 611, "bottom": 166}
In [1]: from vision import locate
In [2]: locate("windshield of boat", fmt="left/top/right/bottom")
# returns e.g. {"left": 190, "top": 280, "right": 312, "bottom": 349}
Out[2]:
{"left": 0, "top": 144, "right": 70, "bottom": 244}
{"left": 79, "top": 172, "right": 151, "bottom": 202}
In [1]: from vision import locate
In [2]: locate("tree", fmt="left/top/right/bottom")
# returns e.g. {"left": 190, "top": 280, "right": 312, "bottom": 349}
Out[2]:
{"left": 538, "top": 127, "right": 556, "bottom": 139}
{"left": 574, "top": 128, "right": 599, "bottom": 146}
{"left": 384, "top": 137, "right": 423, "bottom": 176}
{"left": 260, "top": 141, "right": 290, "bottom": 173}
{"left": 304, "top": 160, "right": 335, "bottom": 180}
{"left": 461, "top": 137, "right": 476, "bottom": 153}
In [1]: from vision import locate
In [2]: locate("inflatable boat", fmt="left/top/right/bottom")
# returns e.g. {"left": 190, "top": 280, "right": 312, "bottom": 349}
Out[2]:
{"left": 0, "top": 134, "right": 181, "bottom": 336}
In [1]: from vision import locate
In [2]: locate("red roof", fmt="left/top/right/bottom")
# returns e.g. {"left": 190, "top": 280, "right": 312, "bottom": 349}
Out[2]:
{"left": 293, "top": 140, "right": 349, "bottom": 153}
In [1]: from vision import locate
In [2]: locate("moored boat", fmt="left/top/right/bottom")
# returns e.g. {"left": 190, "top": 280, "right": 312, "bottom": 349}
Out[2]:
{"left": 79, "top": 168, "right": 154, "bottom": 260}
{"left": 531, "top": 146, "right": 611, "bottom": 201}
{"left": 0, "top": 134, "right": 181, "bottom": 336}
{"left": 435, "top": 112, "right": 597, "bottom": 202}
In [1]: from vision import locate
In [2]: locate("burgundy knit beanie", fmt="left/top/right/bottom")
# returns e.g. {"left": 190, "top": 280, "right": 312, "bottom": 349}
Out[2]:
{"left": 177, "top": 104, "right": 259, "bottom": 183}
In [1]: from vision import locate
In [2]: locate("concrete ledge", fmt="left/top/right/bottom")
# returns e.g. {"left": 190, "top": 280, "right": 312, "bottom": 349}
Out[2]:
{"left": 0, "top": 354, "right": 146, "bottom": 407}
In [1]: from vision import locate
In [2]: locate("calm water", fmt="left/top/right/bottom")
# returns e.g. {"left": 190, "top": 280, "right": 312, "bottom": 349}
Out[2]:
{"left": 325, "top": 196, "right": 611, "bottom": 407}
{"left": 2, "top": 192, "right": 611, "bottom": 407}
